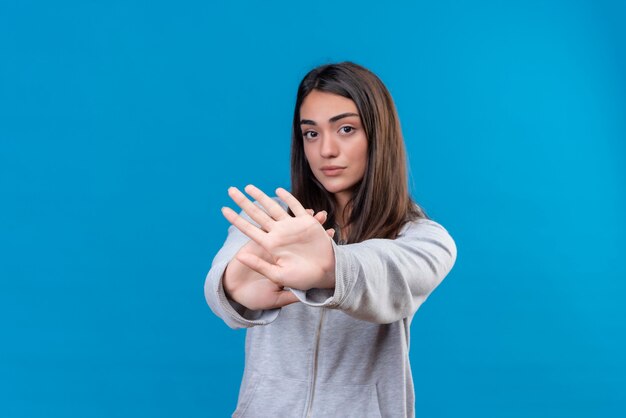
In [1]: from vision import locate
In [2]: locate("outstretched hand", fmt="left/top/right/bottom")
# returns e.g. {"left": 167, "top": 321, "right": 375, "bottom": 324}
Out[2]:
{"left": 222, "top": 185, "right": 337, "bottom": 292}
{"left": 222, "top": 208, "right": 333, "bottom": 311}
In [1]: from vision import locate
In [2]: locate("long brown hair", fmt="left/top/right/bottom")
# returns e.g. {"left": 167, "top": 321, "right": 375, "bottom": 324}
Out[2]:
{"left": 291, "top": 62, "right": 427, "bottom": 243}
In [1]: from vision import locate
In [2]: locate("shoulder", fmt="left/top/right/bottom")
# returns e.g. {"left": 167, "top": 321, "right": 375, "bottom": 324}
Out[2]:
{"left": 398, "top": 217, "right": 457, "bottom": 254}
{"left": 400, "top": 217, "right": 451, "bottom": 235}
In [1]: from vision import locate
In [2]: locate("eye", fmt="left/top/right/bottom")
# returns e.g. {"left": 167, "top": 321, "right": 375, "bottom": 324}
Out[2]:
{"left": 303, "top": 131, "right": 318, "bottom": 140}
{"left": 340, "top": 126, "right": 355, "bottom": 134}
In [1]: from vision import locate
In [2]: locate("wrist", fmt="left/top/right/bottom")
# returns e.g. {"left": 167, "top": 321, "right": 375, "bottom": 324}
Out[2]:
{"left": 319, "top": 242, "right": 336, "bottom": 289}
{"left": 222, "top": 261, "right": 242, "bottom": 300}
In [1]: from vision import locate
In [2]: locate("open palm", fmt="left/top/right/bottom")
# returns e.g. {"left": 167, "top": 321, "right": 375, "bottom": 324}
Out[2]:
{"left": 223, "top": 203, "right": 334, "bottom": 310}
{"left": 222, "top": 185, "right": 336, "bottom": 292}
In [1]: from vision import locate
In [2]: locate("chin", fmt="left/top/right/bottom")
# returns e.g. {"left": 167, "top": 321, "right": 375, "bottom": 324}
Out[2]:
{"left": 322, "top": 187, "right": 344, "bottom": 194}
{"left": 318, "top": 181, "right": 355, "bottom": 195}
{"left": 314, "top": 174, "right": 360, "bottom": 195}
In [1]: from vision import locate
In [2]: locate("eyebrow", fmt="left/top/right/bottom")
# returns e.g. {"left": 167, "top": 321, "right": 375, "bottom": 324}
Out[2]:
{"left": 300, "top": 112, "right": 360, "bottom": 126}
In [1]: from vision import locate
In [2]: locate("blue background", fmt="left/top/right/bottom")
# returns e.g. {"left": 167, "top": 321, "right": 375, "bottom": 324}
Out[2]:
{"left": 1, "top": 0, "right": 625, "bottom": 417}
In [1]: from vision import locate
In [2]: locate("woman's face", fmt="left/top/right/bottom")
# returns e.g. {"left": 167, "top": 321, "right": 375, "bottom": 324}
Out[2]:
{"left": 299, "top": 90, "right": 368, "bottom": 209}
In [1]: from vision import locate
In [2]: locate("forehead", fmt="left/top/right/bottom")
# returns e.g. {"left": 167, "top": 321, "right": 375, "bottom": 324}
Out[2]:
{"left": 300, "top": 90, "right": 358, "bottom": 119}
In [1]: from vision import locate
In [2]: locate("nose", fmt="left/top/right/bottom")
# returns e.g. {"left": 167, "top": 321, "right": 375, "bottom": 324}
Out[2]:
{"left": 320, "top": 135, "right": 339, "bottom": 158}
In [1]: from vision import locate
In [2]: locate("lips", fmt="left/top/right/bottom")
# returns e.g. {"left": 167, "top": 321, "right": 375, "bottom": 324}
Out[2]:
{"left": 320, "top": 166, "right": 346, "bottom": 176}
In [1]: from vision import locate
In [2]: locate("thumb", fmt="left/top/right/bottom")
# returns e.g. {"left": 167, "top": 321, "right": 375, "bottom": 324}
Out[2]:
{"left": 236, "top": 252, "right": 283, "bottom": 287}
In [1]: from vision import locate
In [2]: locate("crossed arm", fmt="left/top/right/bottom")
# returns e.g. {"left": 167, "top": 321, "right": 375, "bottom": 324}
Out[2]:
{"left": 220, "top": 184, "right": 337, "bottom": 311}
{"left": 207, "top": 184, "right": 457, "bottom": 327}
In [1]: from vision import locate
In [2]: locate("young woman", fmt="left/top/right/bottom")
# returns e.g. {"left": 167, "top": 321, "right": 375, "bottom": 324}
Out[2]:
{"left": 205, "top": 62, "right": 457, "bottom": 418}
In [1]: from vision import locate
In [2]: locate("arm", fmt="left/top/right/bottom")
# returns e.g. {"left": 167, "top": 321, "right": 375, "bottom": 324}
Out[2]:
{"left": 205, "top": 196, "right": 333, "bottom": 330}
{"left": 289, "top": 218, "right": 457, "bottom": 324}
{"left": 219, "top": 185, "right": 454, "bottom": 324}
{"left": 204, "top": 223, "right": 282, "bottom": 330}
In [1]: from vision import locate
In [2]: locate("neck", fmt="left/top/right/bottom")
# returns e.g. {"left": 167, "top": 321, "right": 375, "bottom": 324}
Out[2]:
{"left": 334, "top": 191, "right": 351, "bottom": 229}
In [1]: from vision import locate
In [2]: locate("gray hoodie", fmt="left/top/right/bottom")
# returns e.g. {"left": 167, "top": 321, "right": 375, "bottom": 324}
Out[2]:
{"left": 204, "top": 203, "right": 457, "bottom": 418}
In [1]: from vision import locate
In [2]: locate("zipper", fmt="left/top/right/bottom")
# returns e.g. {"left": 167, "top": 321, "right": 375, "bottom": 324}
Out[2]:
{"left": 305, "top": 308, "right": 326, "bottom": 418}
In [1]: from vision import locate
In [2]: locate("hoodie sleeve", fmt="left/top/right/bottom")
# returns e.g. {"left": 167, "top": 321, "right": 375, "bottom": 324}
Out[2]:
{"left": 289, "top": 218, "right": 457, "bottom": 324}
{"left": 204, "top": 221, "right": 280, "bottom": 330}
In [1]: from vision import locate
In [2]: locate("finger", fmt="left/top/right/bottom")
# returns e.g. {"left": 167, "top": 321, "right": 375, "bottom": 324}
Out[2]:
{"left": 273, "top": 290, "right": 300, "bottom": 308}
{"left": 326, "top": 228, "right": 335, "bottom": 238}
{"left": 244, "top": 184, "right": 290, "bottom": 220}
{"left": 306, "top": 209, "right": 314, "bottom": 215}
{"left": 313, "top": 210, "right": 327, "bottom": 225}
{"left": 275, "top": 187, "right": 308, "bottom": 216}
{"left": 222, "top": 206, "right": 267, "bottom": 245}
{"left": 236, "top": 251, "right": 283, "bottom": 287}
{"left": 228, "top": 187, "right": 275, "bottom": 231}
